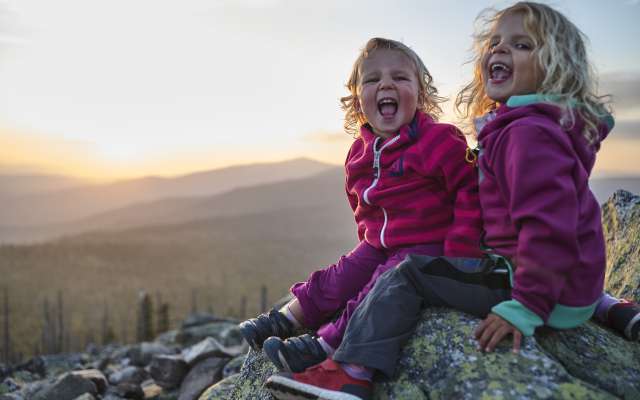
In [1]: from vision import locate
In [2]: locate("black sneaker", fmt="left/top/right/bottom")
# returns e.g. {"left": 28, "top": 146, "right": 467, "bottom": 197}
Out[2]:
{"left": 239, "top": 308, "right": 296, "bottom": 350}
{"left": 608, "top": 300, "right": 640, "bottom": 341}
{"left": 263, "top": 334, "right": 327, "bottom": 373}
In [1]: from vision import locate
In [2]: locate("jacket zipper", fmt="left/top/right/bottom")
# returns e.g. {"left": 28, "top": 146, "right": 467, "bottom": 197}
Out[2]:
{"left": 363, "top": 135, "right": 400, "bottom": 248}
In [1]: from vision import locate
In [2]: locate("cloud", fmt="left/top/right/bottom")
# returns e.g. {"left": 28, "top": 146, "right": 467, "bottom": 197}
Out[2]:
{"left": 600, "top": 72, "right": 640, "bottom": 114}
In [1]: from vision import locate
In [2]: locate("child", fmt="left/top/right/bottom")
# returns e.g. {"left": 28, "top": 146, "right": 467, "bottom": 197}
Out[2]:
{"left": 265, "top": 3, "right": 640, "bottom": 399}
{"left": 239, "top": 37, "right": 483, "bottom": 373}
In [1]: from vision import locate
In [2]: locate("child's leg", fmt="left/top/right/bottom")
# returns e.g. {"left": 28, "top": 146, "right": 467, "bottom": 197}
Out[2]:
{"left": 333, "top": 255, "right": 511, "bottom": 379}
{"left": 316, "top": 243, "right": 443, "bottom": 350}
{"left": 289, "top": 241, "right": 387, "bottom": 329}
{"left": 263, "top": 245, "right": 442, "bottom": 372}
{"left": 265, "top": 255, "right": 511, "bottom": 397}
{"left": 239, "top": 241, "right": 387, "bottom": 350}
{"left": 593, "top": 292, "right": 640, "bottom": 341}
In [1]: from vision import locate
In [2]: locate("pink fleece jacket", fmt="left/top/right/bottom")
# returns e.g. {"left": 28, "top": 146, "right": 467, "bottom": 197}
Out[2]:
{"left": 345, "top": 111, "right": 482, "bottom": 257}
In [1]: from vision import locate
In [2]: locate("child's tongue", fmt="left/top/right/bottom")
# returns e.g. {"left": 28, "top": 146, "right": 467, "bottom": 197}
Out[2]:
{"left": 380, "top": 103, "right": 397, "bottom": 117}
{"left": 492, "top": 69, "right": 511, "bottom": 81}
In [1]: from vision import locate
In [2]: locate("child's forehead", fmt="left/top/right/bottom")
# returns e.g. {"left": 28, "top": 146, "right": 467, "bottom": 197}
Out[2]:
{"left": 359, "top": 48, "right": 417, "bottom": 73}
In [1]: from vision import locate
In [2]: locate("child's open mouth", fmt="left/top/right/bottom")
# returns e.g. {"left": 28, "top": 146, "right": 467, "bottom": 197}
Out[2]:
{"left": 489, "top": 62, "right": 511, "bottom": 83}
{"left": 378, "top": 98, "right": 398, "bottom": 117}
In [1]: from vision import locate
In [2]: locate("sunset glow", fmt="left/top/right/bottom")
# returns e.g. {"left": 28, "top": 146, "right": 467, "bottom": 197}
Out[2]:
{"left": 0, "top": 0, "right": 638, "bottom": 179}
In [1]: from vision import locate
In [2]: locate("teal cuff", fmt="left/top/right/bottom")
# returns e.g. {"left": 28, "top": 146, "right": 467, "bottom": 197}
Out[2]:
{"left": 492, "top": 300, "right": 543, "bottom": 336}
{"left": 492, "top": 299, "right": 598, "bottom": 336}
{"left": 546, "top": 302, "right": 597, "bottom": 329}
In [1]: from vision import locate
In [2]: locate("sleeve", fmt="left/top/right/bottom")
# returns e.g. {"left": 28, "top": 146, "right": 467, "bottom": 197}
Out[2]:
{"left": 489, "top": 125, "right": 579, "bottom": 336}
{"left": 344, "top": 143, "right": 364, "bottom": 240}
{"left": 439, "top": 127, "right": 483, "bottom": 258}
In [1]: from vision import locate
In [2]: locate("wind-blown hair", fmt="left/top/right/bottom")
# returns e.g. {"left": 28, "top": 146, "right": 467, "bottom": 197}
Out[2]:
{"left": 455, "top": 2, "right": 611, "bottom": 142}
{"left": 341, "top": 37, "right": 446, "bottom": 136}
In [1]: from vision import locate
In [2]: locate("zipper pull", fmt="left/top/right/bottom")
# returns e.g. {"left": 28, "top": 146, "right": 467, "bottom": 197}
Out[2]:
{"left": 373, "top": 151, "right": 381, "bottom": 178}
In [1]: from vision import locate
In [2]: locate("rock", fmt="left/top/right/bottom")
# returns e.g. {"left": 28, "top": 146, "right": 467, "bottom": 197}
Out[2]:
{"left": 199, "top": 191, "right": 640, "bottom": 399}
{"left": 198, "top": 374, "right": 239, "bottom": 400}
{"left": 32, "top": 372, "right": 97, "bottom": 400}
{"left": 106, "top": 383, "right": 145, "bottom": 400}
{"left": 101, "top": 395, "right": 126, "bottom": 400}
{"left": 72, "top": 394, "right": 96, "bottom": 400}
{"left": 178, "top": 357, "right": 228, "bottom": 400}
{"left": 40, "top": 353, "right": 87, "bottom": 377}
{"left": 0, "top": 378, "right": 20, "bottom": 394}
{"left": 129, "top": 342, "right": 175, "bottom": 367}
{"left": 149, "top": 355, "right": 188, "bottom": 390}
{"left": 108, "top": 366, "right": 148, "bottom": 385}
{"left": 175, "top": 322, "right": 238, "bottom": 347}
{"left": 207, "top": 349, "right": 274, "bottom": 400}
{"left": 218, "top": 325, "right": 246, "bottom": 348}
{"left": 182, "top": 337, "right": 241, "bottom": 367}
{"left": 141, "top": 379, "right": 164, "bottom": 398}
{"left": 182, "top": 313, "right": 234, "bottom": 329}
{"left": 602, "top": 190, "right": 640, "bottom": 302}
{"left": 155, "top": 330, "right": 180, "bottom": 347}
{"left": 0, "top": 394, "right": 24, "bottom": 400}
{"left": 71, "top": 369, "right": 108, "bottom": 393}
{"left": 222, "top": 355, "right": 245, "bottom": 378}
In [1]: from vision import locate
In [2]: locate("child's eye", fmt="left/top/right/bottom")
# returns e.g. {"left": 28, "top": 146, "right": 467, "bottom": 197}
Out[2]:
{"left": 515, "top": 43, "right": 532, "bottom": 50}
{"left": 363, "top": 77, "right": 378, "bottom": 84}
{"left": 394, "top": 76, "right": 409, "bottom": 81}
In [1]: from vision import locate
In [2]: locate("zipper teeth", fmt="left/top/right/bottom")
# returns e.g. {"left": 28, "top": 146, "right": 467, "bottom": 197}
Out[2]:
{"left": 380, "top": 207, "right": 388, "bottom": 248}
{"left": 361, "top": 135, "right": 400, "bottom": 247}
{"left": 363, "top": 136, "right": 400, "bottom": 205}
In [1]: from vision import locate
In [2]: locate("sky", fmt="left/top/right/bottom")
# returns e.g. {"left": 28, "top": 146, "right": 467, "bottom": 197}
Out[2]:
{"left": 0, "top": 0, "right": 639, "bottom": 181}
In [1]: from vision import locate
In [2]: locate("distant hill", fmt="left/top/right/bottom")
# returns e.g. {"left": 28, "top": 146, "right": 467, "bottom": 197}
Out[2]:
{"left": 0, "top": 158, "right": 333, "bottom": 228}
{"left": 0, "top": 166, "right": 345, "bottom": 243}
{"left": 0, "top": 189, "right": 358, "bottom": 357}
{"left": 590, "top": 176, "right": 640, "bottom": 204}
{"left": 0, "top": 174, "right": 88, "bottom": 198}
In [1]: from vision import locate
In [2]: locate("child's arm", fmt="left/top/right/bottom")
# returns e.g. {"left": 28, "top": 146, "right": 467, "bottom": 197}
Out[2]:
{"left": 489, "top": 123, "right": 580, "bottom": 336}
{"left": 438, "top": 127, "right": 483, "bottom": 257}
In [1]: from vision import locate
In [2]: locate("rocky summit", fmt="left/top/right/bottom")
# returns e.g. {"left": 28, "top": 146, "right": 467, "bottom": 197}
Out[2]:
{"left": 1, "top": 190, "right": 639, "bottom": 400}
{"left": 201, "top": 190, "right": 640, "bottom": 400}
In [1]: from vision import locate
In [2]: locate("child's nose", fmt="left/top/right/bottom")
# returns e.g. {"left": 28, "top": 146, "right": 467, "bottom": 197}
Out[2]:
{"left": 379, "top": 75, "right": 394, "bottom": 88}
{"left": 491, "top": 42, "right": 508, "bottom": 54}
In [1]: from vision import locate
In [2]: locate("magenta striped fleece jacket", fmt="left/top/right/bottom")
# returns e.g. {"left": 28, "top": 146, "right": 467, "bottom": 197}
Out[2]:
{"left": 345, "top": 111, "right": 482, "bottom": 257}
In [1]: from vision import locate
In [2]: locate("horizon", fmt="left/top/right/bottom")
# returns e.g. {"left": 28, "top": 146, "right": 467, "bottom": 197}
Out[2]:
{"left": 1, "top": 0, "right": 639, "bottom": 180}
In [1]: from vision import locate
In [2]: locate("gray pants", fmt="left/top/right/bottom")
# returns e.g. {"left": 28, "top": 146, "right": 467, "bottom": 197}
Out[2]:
{"left": 332, "top": 255, "right": 511, "bottom": 379}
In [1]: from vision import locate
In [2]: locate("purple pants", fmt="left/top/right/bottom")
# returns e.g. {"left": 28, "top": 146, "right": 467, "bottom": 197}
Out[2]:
{"left": 290, "top": 241, "right": 443, "bottom": 349}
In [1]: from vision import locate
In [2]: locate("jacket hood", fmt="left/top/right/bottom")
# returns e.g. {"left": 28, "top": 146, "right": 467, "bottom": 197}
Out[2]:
{"left": 477, "top": 94, "right": 614, "bottom": 175}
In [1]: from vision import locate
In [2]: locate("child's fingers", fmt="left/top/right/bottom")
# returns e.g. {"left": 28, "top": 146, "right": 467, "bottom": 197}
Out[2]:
{"left": 485, "top": 325, "right": 510, "bottom": 352}
{"left": 477, "top": 319, "right": 500, "bottom": 350}
{"left": 512, "top": 330, "right": 522, "bottom": 353}
{"left": 474, "top": 318, "right": 490, "bottom": 339}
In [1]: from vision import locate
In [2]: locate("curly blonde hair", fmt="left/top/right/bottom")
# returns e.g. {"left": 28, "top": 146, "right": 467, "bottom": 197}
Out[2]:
{"left": 455, "top": 2, "right": 611, "bottom": 142}
{"left": 340, "top": 37, "right": 446, "bottom": 136}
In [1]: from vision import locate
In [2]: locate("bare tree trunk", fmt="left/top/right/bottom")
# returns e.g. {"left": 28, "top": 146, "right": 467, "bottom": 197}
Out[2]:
{"left": 57, "top": 291, "right": 64, "bottom": 353}
{"left": 240, "top": 296, "right": 247, "bottom": 319}
{"left": 2, "top": 287, "right": 9, "bottom": 363}
{"left": 157, "top": 302, "right": 169, "bottom": 334}
{"left": 42, "top": 297, "right": 53, "bottom": 354}
{"left": 136, "top": 291, "right": 153, "bottom": 342}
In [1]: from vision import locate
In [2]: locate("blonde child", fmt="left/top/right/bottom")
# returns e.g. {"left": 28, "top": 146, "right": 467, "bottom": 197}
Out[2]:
{"left": 239, "top": 37, "right": 483, "bottom": 373}
{"left": 265, "top": 3, "right": 639, "bottom": 399}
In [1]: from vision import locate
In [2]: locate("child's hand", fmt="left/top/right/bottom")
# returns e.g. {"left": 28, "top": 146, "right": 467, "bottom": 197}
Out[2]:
{"left": 474, "top": 313, "right": 522, "bottom": 353}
